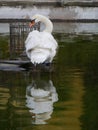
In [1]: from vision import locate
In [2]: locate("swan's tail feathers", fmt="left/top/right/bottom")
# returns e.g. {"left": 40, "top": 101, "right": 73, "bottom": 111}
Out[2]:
{"left": 30, "top": 51, "right": 49, "bottom": 64}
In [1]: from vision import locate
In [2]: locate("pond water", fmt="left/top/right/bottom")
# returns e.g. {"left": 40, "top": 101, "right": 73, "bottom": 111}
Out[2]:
{"left": 0, "top": 33, "right": 98, "bottom": 130}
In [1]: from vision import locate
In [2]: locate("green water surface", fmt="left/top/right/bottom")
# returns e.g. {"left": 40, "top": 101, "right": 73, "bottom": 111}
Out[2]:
{"left": 0, "top": 33, "right": 98, "bottom": 130}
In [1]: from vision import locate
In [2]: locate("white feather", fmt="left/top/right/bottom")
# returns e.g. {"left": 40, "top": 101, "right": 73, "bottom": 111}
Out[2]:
{"left": 25, "top": 14, "right": 58, "bottom": 64}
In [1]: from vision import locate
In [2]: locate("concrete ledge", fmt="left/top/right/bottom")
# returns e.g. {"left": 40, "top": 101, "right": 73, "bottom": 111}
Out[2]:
{"left": 1, "top": 1, "right": 98, "bottom": 34}
{"left": 0, "top": 6, "right": 98, "bottom": 20}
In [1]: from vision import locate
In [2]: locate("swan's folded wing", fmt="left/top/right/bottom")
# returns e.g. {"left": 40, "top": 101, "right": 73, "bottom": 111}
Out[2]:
{"left": 40, "top": 32, "right": 58, "bottom": 50}
{"left": 25, "top": 30, "right": 41, "bottom": 51}
{"left": 25, "top": 31, "right": 58, "bottom": 63}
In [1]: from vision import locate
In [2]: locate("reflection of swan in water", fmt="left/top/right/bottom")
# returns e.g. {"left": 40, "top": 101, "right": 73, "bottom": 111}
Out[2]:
{"left": 26, "top": 80, "right": 58, "bottom": 125}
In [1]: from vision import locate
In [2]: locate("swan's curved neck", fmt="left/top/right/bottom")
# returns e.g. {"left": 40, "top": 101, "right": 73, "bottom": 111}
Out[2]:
{"left": 40, "top": 16, "right": 53, "bottom": 33}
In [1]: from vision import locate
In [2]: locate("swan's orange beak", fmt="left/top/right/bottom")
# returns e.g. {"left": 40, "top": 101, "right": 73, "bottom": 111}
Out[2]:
{"left": 29, "top": 20, "right": 35, "bottom": 27}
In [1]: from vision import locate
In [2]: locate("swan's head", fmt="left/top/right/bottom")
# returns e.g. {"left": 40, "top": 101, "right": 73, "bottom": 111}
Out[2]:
{"left": 30, "top": 14, "right": 53, "bottom": 33}
{"left": 29, "top": 14, "right": 44, "bottom": 27}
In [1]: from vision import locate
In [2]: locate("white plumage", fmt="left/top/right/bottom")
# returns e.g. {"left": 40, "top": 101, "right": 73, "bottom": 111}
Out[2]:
{"left": 25, "top": 14, "right": 58, "bottom": 64}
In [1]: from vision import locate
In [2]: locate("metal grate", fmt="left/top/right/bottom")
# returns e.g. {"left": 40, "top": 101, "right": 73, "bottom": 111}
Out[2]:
{"left": 9, "top": 22, "right": 40, "bottom": 59}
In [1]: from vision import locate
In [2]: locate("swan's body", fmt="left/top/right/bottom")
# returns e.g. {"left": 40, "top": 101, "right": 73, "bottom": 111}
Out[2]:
{"left": 25, "top": 14, "right": 58, "bottom": 64}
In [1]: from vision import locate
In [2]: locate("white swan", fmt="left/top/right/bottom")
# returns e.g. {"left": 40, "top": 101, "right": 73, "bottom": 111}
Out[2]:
{"left": 25, "top": 14, "right": 58, "bottom": 64}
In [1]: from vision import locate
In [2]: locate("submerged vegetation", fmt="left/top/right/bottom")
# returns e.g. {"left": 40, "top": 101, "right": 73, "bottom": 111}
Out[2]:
{"left": 0, "top": 35, "right": 9, "bottom": 59}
